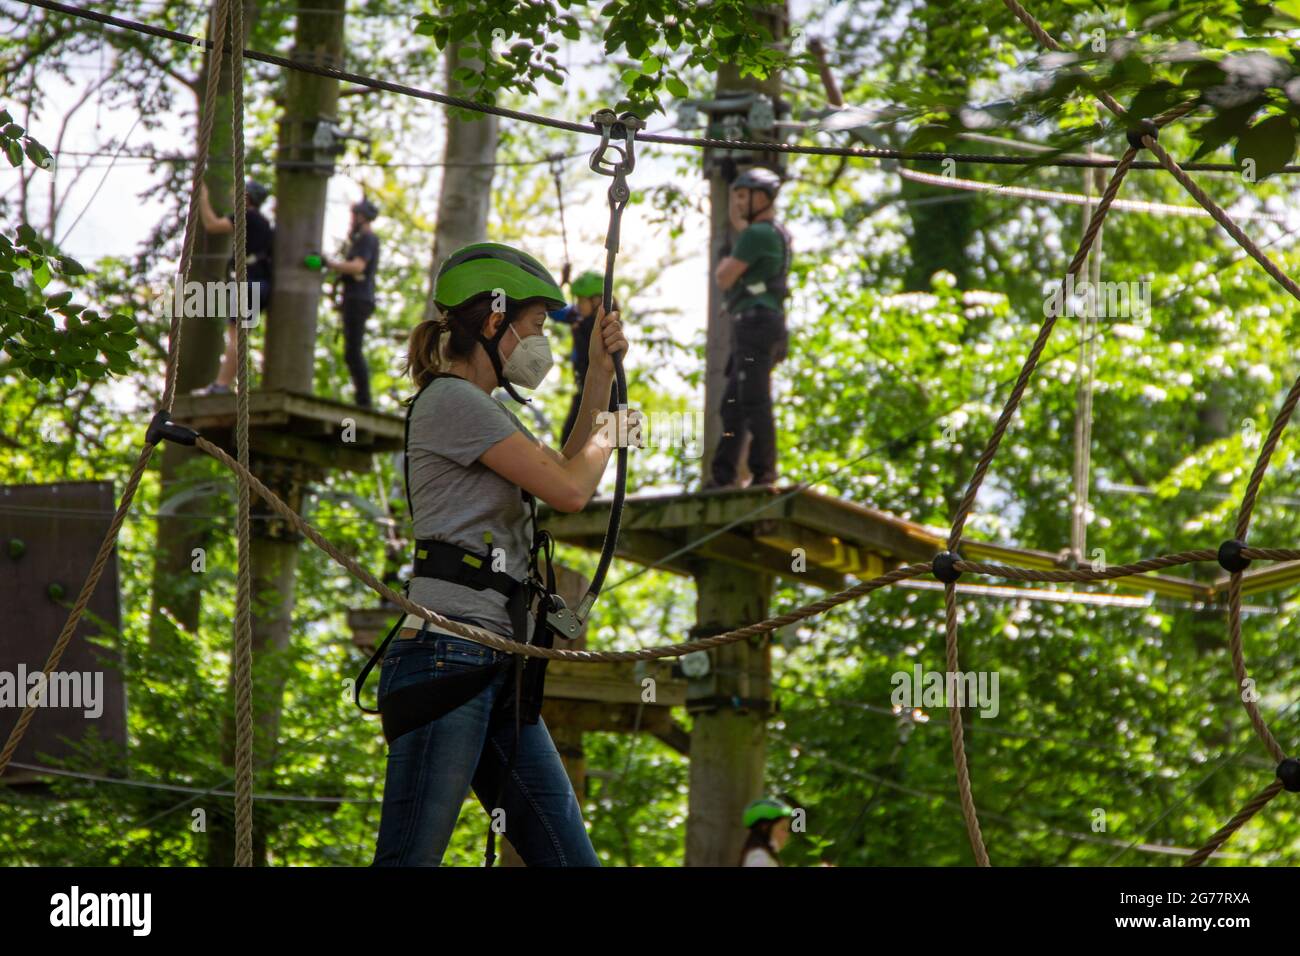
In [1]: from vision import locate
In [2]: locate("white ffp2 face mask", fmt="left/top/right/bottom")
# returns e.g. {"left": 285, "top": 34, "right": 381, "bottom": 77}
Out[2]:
{"left": 501, "top": 324, "right": 554, "bottom": 390}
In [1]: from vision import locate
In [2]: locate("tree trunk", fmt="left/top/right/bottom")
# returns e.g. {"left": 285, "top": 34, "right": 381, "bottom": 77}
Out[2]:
{"left": 685, "top": 562, "right": 772, "bottom": 866}
{"left": 207, "top": 0, "right": 345, "bottom": 867}
{"left": 148, "top": 0, "right": 256, "bottom": 659}
{"left": 422, "top": 41, "right": 499, "bottom": 322}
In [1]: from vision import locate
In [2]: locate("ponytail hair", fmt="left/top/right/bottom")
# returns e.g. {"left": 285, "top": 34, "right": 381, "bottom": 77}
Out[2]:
{"left": 403, "top": 291, "right": 552, "bottom": 388}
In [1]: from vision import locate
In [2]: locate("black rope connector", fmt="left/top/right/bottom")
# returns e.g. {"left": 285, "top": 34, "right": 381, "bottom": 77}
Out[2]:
{"left": 1277, "top": 757, "right": 1300, "bottom": 793}
{"left": 1217, "top": 538, "right": 1252, "bottom": 575}
{"left": 932, "top": 550, "right": 963, "bottom": 584}
{"left": 1126, "top": 119, "right": 1158, "bottom": 151}
{"left": 146, "top": 409, "right": 199, "bottom": 448}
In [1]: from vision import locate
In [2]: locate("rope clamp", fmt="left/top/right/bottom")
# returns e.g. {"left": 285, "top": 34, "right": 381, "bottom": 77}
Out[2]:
{"left": 1217, "top": 538, "right": 1252, "bottom": 574}
{"left": 932, "top": 550, "right": 963, "bottom": 584}
{"left": 1126, "top": 119, "right": 1158, "bottom": 151}
{"left": 145, "top": 409, "right": 199, "bottom": 448}
{"left": 1278, "top": 757, "right": 1300, "bottom": 793}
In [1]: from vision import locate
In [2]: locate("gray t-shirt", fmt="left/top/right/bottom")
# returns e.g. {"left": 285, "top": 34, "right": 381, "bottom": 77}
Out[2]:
{"left": 405, "top": 376, "right": 535, "bottom": 642}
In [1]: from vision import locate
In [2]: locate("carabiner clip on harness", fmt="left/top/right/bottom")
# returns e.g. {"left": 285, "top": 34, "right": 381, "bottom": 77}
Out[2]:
{"left": 547, "top": 108, "right": 646, "bottom": 645}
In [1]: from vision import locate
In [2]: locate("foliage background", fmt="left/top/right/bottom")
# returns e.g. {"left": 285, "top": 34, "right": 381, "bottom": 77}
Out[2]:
{"left": 2, "top": 0, "right": 1299, "bottom": 866}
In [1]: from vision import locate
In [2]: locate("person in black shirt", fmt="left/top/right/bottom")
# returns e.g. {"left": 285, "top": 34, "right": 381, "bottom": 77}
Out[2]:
{"left": 195, "top": 179, "right": 274, "bottom": 394}
{"left": 325, "top": 198, "right": 380, "bottom": 408}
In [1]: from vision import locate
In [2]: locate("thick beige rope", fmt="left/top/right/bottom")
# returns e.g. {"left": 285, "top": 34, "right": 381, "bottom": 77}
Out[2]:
{"left": 228, "top": 0, "right": 255, "bottom": 869}
{"left": 1001, "top": 0, "right": 1298, "bottom": 869}
{"left": 0, "top": 0, "right": 232, "bottom": 779}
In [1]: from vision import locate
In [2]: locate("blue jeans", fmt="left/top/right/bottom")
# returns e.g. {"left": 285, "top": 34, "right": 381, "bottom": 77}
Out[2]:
{"left": 371, "top": 625, "right": 599, "bottom": 867}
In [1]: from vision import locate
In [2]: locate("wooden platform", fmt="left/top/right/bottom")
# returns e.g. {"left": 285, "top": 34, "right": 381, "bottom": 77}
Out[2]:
{"left": 541, "top": 485, "right": 1213, "bottom": 601}
{"left": 169, "top": 389, "right": 404, "bottom": 473}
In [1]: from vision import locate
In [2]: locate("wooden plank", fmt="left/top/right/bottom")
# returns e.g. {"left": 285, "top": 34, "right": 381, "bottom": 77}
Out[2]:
{"left": 788, "top": 488, "right": 938, "bottom": 562}
{"left": 652, "top": 722, "right": 692, "bottom": 756}
{"left": 540, "top": 698, "right": 676, "bottom": 735}
{"left": 753, "top": 519, "right": 884, "bottom": 581}
{"left": 546, "top": 484, "right": 1211, "bottom": 602}
{"left": 695, "top": 529, "right": 845, "bottom": 591}
{"left": 0, "top": 482, "right": 127, "bottom": 783}
{"left": 279, "top": 389, "right": 405, "bottom": 444}
{"left": 545, "top": 659, "right": 686, "bottom": 707}
{"left": 1213, "top": 560, "right": 1300, "bottom": 598}
{"left": 170, "top": 389, "right": 405, "bottom": 452}
{"left": 250, "top": 430, "right": 376, "bottom": 474}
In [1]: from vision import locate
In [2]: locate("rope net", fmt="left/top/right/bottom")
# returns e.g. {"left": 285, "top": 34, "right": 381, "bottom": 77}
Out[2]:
{"left": 4, "top": 0, "right": 1298, "bottom": 867}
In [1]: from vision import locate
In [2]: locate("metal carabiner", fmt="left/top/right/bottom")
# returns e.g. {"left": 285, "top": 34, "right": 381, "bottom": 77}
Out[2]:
{"left": 589, "top": 109, "right": 645, "bottom": 260}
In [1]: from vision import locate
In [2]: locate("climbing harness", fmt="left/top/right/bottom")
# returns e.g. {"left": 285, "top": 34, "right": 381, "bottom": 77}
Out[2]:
{"left": 725, "top": 167, "right": 792, "bottom": 308}
{"left": 352, "top": 370, "right": 570, "bottom": 864}
{"left": 560, "top": 108, "right": 644, "bottom": 634}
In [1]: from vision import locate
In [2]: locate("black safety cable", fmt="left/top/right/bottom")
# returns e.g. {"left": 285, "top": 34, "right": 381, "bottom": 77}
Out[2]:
{"left": 23, "top": 0, "right": 1300, "bottom": 175}
{"left": 546, "top": 111, "right": 642, "bottom": 637}
{"left": 550, "top": 153, "right": 573, "bottom": 287}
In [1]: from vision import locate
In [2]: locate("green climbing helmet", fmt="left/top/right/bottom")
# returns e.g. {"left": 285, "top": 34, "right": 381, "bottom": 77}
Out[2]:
{"left": 570, "top": 270, "right": 604, "bottom": 299}
{"left": 743, "top": 796, "right": 794, "bottom": 829}
{"left": 434, "top": 242, "right": 566, "bottom": 311}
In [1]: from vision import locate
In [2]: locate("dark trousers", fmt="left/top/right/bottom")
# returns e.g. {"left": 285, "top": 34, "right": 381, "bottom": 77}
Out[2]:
{"left": 341, "top": 297, "right": 374, "bottom": 408}
{"left": 711, "top": 307, "right": 787, "bottom": 486}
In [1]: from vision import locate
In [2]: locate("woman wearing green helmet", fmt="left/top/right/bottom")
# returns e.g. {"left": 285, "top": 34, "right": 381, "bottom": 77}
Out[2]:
{"left": 371, "top": 242, "right": 634, "bottom": 867}
{"left": 739, "top": 796, "right": 795, "bottom": 866}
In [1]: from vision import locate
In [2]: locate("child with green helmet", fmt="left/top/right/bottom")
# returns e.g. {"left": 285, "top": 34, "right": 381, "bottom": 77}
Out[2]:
{"left": 549, "top": 269, "right": 619, "bottom": 445}
{"left": 370, "top": 241, "right": 636, "bottom": 867}
{"left": 740, "top": 796, "right": 796, "bottom": 866}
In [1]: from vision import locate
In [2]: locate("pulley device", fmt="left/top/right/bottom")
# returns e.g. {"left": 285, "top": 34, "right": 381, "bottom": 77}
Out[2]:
{"left": 548, "top": 108, "right": 645, "bottom": 640}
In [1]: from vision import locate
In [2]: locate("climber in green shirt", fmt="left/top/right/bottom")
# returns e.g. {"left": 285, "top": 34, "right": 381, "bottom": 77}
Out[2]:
{"left": 708, "top": 166, "right": 791, "bottom": 489}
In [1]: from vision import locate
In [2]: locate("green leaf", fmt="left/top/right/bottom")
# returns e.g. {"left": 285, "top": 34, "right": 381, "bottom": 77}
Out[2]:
{"left": 1235, "top": 114, "right": 1297, "bottom": 179}
{"left": 104, "top": 332, "right": 135, "bottom": 353}
{"left": 56, "top": 256, "right": 85, "bottom": 276}
{"left": 16, "top": 223, "right": 36, "bottom": 246}
{"left": 665, "top": 75, "right": 689, "bottom": 98}
{"left": 641, "top": 55, "right": 662, "bottom": 74}
{"left": 5, "top": 140, "right": 21, "bottom": 167}
{"left": 23, "top": 140, "right": 52, "bottom": 170}
{"left": 32, "top": 260, "right": 51, "bottom": 289}
{"left": 45, "top": 290, "right": 73, "bottom": 308}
